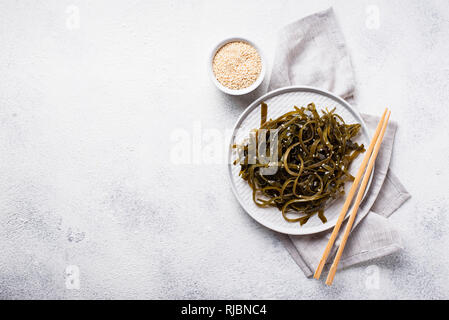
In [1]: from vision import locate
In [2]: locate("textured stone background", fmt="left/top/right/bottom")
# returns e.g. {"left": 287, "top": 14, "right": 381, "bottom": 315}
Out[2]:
{"left": 0, "top": 0, "right": 448, "bottom": 299}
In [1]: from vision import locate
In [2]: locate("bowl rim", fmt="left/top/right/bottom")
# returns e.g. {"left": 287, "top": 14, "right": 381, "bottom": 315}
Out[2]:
{"left": 209, "top": 37, "right": 266, "bottom": 96}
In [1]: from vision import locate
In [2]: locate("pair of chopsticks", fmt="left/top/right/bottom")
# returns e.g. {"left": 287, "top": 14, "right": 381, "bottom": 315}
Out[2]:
{"left": 313, "top": 108, "right": 391, "bottom": 286}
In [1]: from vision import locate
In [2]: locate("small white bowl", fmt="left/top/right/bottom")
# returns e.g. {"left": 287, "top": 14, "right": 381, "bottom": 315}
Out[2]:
{"left": 209, "top": 37, "right": 266, "bottom": 96}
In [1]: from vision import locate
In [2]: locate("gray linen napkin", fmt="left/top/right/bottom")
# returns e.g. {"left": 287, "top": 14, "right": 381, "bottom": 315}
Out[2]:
{"left": 269, "top": 7, "right": 411, "bottom": 277}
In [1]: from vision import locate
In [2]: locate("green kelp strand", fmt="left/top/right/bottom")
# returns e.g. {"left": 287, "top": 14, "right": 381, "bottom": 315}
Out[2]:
{"left": 234, "top": 102, "right": 365, "bottom": 227}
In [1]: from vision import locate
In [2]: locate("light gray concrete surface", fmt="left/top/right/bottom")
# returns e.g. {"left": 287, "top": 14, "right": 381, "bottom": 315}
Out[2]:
{"left": 0, "top": 0, "right": 448, "bottom": 299}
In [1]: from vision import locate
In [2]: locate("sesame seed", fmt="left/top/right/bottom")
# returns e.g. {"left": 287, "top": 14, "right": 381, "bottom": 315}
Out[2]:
{"left": 212, "top": 41, "right": 262, "bottom": 90}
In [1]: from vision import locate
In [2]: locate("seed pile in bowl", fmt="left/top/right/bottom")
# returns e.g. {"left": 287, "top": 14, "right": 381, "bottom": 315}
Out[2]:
{"left": 212, "top": 41, "right": 262, "bottom": 90}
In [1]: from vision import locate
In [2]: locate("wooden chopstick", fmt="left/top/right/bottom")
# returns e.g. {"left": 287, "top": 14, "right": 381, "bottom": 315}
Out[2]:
{"left": 325, "top": 110, "right": 391, "bottom": 285}
{"left": 313, "top": 108, "right": 388, "bottom": 279}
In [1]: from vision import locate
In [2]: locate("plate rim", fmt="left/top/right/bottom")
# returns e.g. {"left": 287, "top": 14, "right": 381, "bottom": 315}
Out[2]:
{"left": 227, "top": 85, "right": 374, "bottom": 235}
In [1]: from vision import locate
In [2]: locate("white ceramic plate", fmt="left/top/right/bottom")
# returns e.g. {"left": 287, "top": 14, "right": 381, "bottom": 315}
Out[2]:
{"left": 228, "top": 86, "right": 373, "bottom": 235}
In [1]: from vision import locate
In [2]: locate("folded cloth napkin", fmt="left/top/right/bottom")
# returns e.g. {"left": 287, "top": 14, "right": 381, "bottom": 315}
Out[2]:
{"left": 268, "top": 7, "right": 411, "bottom": 277}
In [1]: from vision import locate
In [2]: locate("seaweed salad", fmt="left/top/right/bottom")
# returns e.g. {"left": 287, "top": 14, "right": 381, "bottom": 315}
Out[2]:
{"left": 234, "top": 102, "right": 365, "bottom": 226}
